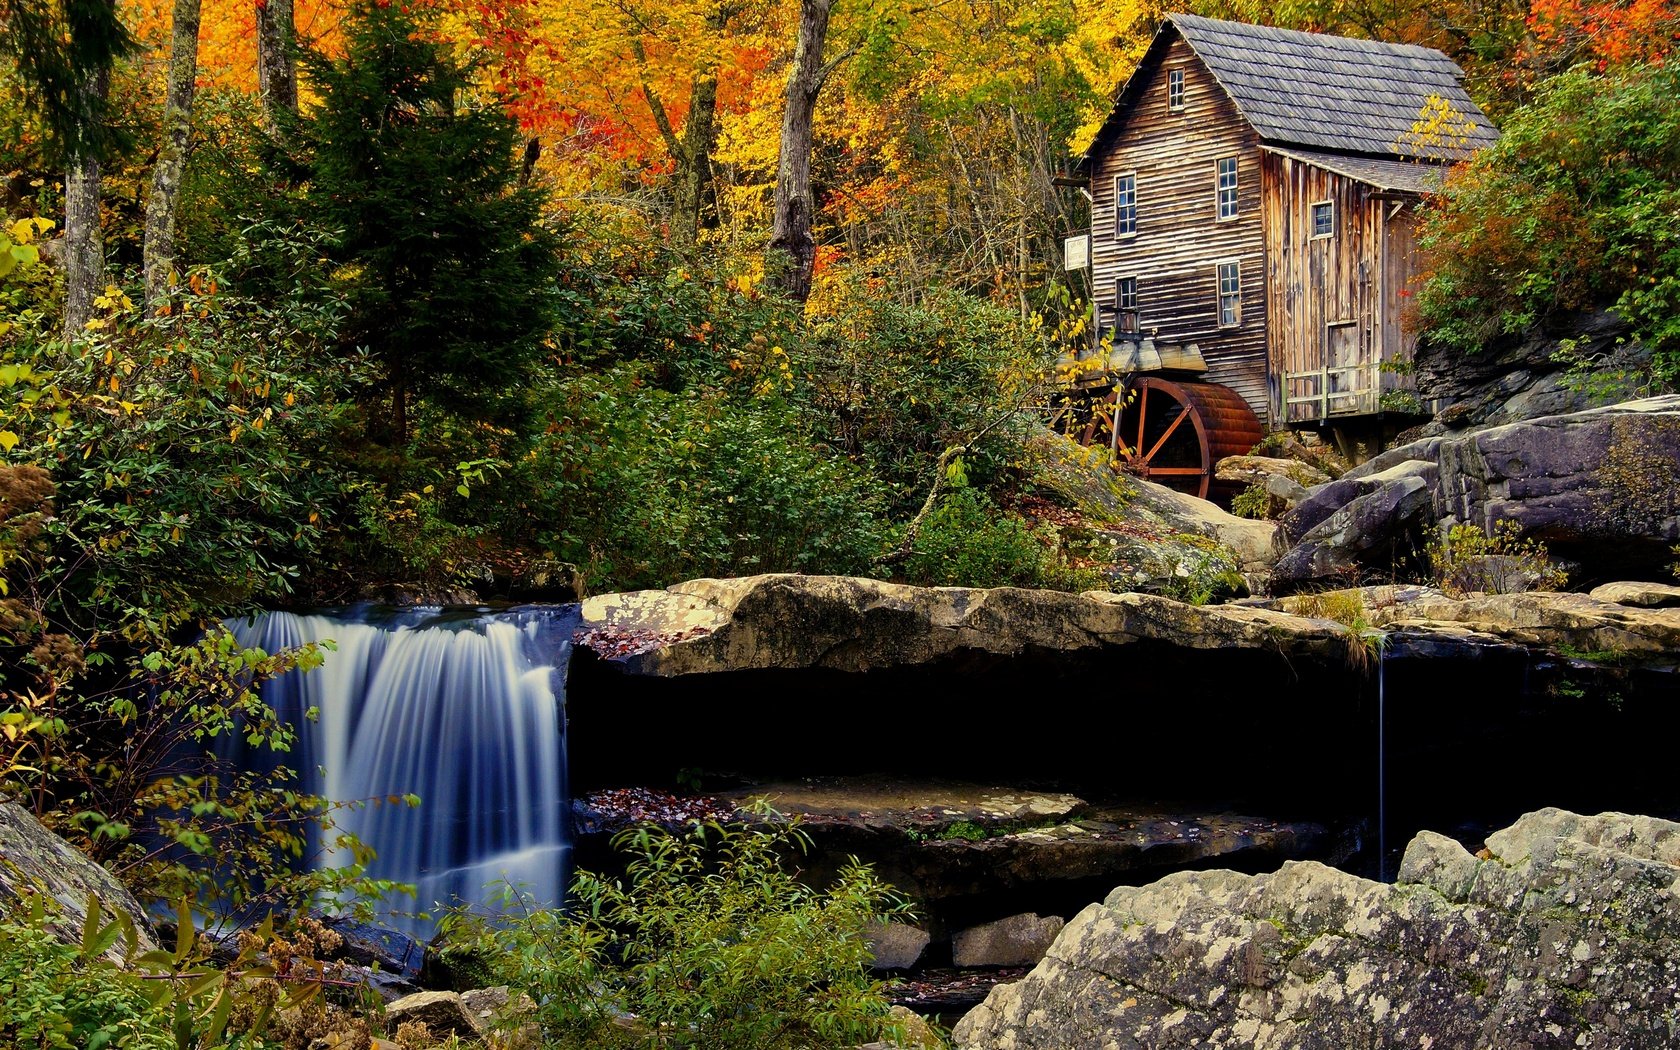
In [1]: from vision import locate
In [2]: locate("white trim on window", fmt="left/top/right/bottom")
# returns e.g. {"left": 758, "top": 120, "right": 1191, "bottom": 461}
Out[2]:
{"left": 1216, "top": 157, "right": 1238, "bottom": 220}
{"left": 1310, "top": 199, "right": 1335, "bottom": 239}
{"left": 1114, "top": 172, "right": 1138, "bottom": 238}
{"left": 1216, "top": 260, "right": 1241, "bottom": 327}
{"left": 1168, "top": 68, "right": 1185, "bottom": 112}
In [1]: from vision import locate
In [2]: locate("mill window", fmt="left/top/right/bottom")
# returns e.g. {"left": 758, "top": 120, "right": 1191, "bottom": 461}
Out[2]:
{"left": 1217, "top": 261, "right": 1241, "bottom": 327}
{"left": 1117, "top": 276, "right": 1139, "bottom": 333}
{"left": 1311, "top": 200, "right": 1335, "bottom": 237}
{"left": 1216, "top": 158, "right": 1238, "bottom": 220}
{"left": 1115, "top": 173, "right": 1137, "bottom": 236}
{"left": 1168, "top": 68, "right": 1185, "bottom": 111}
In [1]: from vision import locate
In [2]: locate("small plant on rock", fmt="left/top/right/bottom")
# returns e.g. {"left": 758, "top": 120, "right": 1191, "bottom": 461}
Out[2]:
{"left": 1427, "top": 521, "right": 1567, "bottom": 597}
{"left": 1231, "top": 484, "right": 1272, "bottom": 520}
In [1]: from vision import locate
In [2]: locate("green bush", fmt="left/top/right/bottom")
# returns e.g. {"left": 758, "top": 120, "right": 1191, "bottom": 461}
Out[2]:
{"left": 440, "top": 813, "right": 905, "bottom": 1050}
{"left": 1418, "top": 64, "right": 1680, "bottom": 383}
{"left": 899, "top": 487, "right": 1052, "bottom": 589}
{"left": 523, "top": 366, "right": 890, "bottom": 593}
{"left": 1231, "top": 483, "right": 1271, "bottom": 520}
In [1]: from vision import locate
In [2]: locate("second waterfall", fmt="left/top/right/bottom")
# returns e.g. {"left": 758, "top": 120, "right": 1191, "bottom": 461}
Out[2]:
{"left": 227, "top": 607, "right": 576, "bottom": 936}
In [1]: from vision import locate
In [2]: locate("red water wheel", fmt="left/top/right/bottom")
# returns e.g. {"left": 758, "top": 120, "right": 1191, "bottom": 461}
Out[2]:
{"left": 1080, "top": 377, "right": 1264, "bottom": 500}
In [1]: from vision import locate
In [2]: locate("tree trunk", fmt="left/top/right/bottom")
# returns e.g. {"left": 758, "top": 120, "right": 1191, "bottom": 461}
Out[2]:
{"left": 668, "top": 70, "right": 720, "bottom": 247}
{"left": 767, "top": 0, "right": 836, "bottom": 303}
{"left": 256, "top": 0, "right": 298, "bottom": 127}
{"left": 143, "top": 0, "right": 202, "bottom": 310}
{"left": 62, "top": 63, "right": 110, "bottom": 340}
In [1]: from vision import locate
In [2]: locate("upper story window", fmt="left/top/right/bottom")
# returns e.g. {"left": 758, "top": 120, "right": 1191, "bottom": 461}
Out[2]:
{"left": 1117, "top": 276, "right": 1139, "bottom": 333}
{"left": 1217, "top": 261, "right": 1241, "bottom": 327}
{"left": 1115, "top": 173, "right": 1137, "bottom": 237}
{"left": 1168, "top": 68, "right": 1185, "bottom": 111}
{"left": 1311, "top": 200, "right": 1335, "bottom": 238}
{"left": 1216, "top": 158, "right": 1238, "bottom": 220}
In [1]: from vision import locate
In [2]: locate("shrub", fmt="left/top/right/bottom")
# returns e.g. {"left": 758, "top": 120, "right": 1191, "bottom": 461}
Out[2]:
{"left": 1426, "top": 521, "right": 1568, "bottom": 596}
{"left": 1417, "top": 64, "right": 1680, "bottom": 384}
{"left": 439, "top": 812, "right": 905, "bottom": 1050}
{"left": 1231, "top": 483, "right": 1271, "bottom": 520}
{"left": 522, "top": 367, "right": 890, "bottom": 593}
{"left": 899, "top": 487, "right": 1052, "bottom": 589}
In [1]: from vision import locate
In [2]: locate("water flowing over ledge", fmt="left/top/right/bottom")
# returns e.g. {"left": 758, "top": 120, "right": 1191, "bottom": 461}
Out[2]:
{"left": 227, "top": 606, "right": 577, "bottom": 936}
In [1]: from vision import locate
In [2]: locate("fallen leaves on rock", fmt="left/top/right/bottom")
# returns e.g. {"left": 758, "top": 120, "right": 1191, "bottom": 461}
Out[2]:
{"left": 572, "top": 787, "right": 735, "bottom": 835}
{"left": 573, "top": 623, "right": 712, "bottom": 659}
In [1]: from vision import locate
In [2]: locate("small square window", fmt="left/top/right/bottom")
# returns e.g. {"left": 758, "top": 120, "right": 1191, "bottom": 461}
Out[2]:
{"left": 1217, "top": 261, "right": 1241, "bottom": 327}
{"left": 1115, "top": 173, "right": 1137, "bottom": 237}
{"left": 1311, "top": 201, "right": 1335, "bottom": 237}
{"left": 1168, "top": 69, "right": 1185, "bottom": 111}
{"left": 1216, "top": 158, "right": 1238, "bottom": 220}
{"left": 1117, "top": 276, "right": 1139, "bottom": 332}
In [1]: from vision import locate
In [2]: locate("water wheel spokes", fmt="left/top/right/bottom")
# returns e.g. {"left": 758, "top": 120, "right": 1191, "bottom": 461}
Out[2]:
{"left": 1113, "top": 377, "right": 1265, "bottom": 500}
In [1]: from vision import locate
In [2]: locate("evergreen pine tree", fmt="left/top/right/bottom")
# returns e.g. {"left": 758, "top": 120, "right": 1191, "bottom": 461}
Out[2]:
{"left": 300, "top": 0, "right": 559, "bottom": 443}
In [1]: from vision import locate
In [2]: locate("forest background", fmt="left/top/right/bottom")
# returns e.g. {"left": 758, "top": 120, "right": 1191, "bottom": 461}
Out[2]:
{"left": 0, "top": 0, "right": 1676, "bottom": 948}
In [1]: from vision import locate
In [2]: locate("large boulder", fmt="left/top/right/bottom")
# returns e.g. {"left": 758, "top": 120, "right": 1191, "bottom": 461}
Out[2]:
{"left": 0, "top": 800, "right": 157, "bottom": 962}
{"left": 951, "top": 913, "right": 1065, "bottom": 968}
{"left": 1271, "top": 461, "right": 1437, "bottom": 591}
{"left": 954, "top": 808, "right": 1680, "bottom": 1050}
{"left": 1274, "top": 396, "right": 1680, "bottom": 588}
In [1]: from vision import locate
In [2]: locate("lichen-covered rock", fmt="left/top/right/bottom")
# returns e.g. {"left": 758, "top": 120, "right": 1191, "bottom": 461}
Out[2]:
{"left": 384, "top": 990, "right": 480, "bottom": 1041}
{"left": 953, "top": 808, "right": 1680, "bottom": 1050}
{"left": 1588, "top": 581, "right": 1680, "bottom": 608}
{"left": 1215, "top": 454, "right": 1330, "bottom": 490}
{"left": 0, "top": 800, "right": 156, "bottom": 963}
{"left": 579, "top": 574, "right": 1351, "bottom": 676}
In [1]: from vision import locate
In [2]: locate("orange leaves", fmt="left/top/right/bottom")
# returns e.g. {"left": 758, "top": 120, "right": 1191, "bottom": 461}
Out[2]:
{"left": 1528, "top": 0, "right": 1679, "bottom": 68}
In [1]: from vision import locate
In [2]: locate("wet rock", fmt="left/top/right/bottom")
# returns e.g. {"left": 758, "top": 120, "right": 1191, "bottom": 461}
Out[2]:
{"left": 954, "top": 808, "right": 1680, "bottom": 1050}
{"left": 0, "top": 800, "right": 156, "bottom": 963}
{"left": 951, "top": 913, "right": 1065, "bottom": 968}
{"left": 385, "top": 990, "right": 480, "bottom": 1041}
{"left": 866, "top": 922, "right": 932, "bottom": 971}
{"left": 1588, "top": 581, "right": 1680, "bottom": 608}
{"left": 321, "top": 915, "right": 425, "bottom": 980}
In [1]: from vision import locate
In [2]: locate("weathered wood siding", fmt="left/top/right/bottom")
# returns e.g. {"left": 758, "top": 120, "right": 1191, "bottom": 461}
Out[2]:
{"left": 1261, "top": 152, "right": 1419, "bottom": 422}
{"left": 1089, "top": 35, "right": 1269, "bottom": 422}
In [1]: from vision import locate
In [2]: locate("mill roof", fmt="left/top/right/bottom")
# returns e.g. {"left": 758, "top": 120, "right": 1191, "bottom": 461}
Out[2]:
{"left": 1084, "top": 15, "right": 1499, "bottom": 169}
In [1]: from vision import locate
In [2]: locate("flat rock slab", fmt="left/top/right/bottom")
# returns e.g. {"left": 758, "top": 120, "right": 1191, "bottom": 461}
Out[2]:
{"left": 954, "top": 808, "right": 1680, "bottom": 1050}
{"left": 0, "top": 801, "right": 156, "bottom": 963}
{"left": 714, "top": 779, "right": 1333, "bottom": 904}
{"left": 715, "top": 778, "right": 1084, "bottom": 833}
{"left": 1589, "top": 581, "right": 1680, "bottom": 608}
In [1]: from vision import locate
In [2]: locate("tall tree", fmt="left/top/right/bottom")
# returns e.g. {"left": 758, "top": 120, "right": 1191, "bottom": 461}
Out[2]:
{"left": 300, "top": 0, "right": 561, "bottom": 445}
{"left": 767, "top": 0, "right": 844, "bottom": 302}
{"left": 257, "top": 0, "right": 299, "bottom": 125}
{"left": 0, "top": 0, "right": 134, "bottom": 337}
{"left": 143, "top": 0, "right": 203, "bottom": 309}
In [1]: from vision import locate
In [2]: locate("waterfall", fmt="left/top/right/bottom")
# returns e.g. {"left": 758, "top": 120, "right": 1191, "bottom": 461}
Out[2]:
{"left": 225, "top": 606, "right": 576, "bottom": 935}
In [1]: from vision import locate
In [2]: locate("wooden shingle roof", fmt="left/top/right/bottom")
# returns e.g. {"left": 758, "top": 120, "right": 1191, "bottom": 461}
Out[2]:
{"left": 1083, "top": 15, "right": 1499, "bottom": 168}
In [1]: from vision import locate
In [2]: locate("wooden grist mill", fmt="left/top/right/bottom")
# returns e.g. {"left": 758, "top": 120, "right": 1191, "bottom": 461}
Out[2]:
{"left": 1055, "top": 14, "right": 1498, "bottom": 489}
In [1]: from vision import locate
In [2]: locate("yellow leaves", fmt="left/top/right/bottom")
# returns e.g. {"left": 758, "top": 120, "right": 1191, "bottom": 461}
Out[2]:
{"left": 7, "top": 217, "right": 53, "bottom": 244}
{"left": 0, "top": 431, "right": 17, "bottom": 452}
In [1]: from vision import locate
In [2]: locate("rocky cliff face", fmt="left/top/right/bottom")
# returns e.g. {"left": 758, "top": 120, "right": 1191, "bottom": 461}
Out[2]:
{"left": 0, "top": 801, "right": 157, "bottom": 962}
{"left": 1274, "top": 396, "right": 1680, "bottom": 590}
{"left": 953, "top": 808, "right": 1680, "bottom": 1050}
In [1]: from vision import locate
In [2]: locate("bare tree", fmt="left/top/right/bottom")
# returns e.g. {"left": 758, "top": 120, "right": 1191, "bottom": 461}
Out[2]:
{"left": 143, "top": 0, "right": 203, "bottom": 309}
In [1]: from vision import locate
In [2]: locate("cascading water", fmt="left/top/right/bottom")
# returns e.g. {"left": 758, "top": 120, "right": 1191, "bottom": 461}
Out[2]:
{"left": 225, "top": 606, "right": 577, "bottom": 936}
